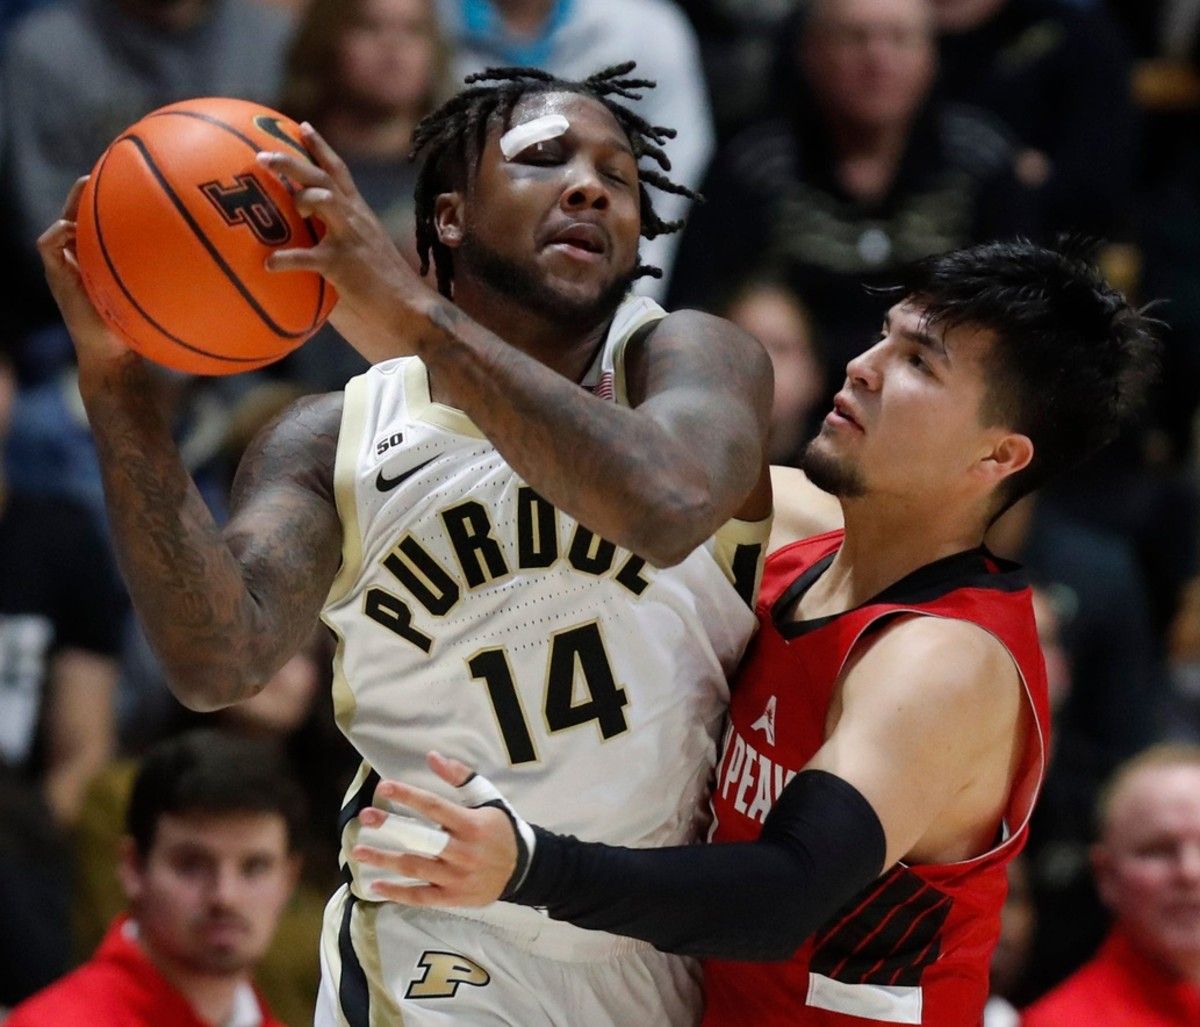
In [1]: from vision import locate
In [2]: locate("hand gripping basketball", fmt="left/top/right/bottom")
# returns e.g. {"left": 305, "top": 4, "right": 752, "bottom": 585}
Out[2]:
{"left": 256, "top": 123, "right": 424, "bottom": 357}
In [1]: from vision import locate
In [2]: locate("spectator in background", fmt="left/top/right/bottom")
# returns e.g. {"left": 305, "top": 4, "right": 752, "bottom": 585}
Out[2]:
{"left": 277, "top": 0, "right": 454, "bottom": 391}
{"left": 433, "top": 0, "right": 713, "bottom": 296}
{"left": 1023, "top": 744, "right": 1200, "bottom": 1025}
{"left": 0, "top": 0, "right": 294, "bottom": 365}
{"left": 722, "top": 279, "right": 825, "bottom": 467}
{"left": 0, "top": 345, "right": 125, "bottom": 1008}
{"left": 933, "top": 0, "right": 1139, "bottom": 239}
{"left": 4, "top": 730, "right": 303, "bottom": 1027}
{"left": 666, "top": 0, "right": 1035, "bottom": 390}
{"left": 74, "top": 633, "right": 357, "bottom": 1027}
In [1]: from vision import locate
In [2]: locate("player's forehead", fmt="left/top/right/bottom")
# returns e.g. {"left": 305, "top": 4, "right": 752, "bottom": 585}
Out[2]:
{"left": 503, "top": 91, "right": 634, "bottom": 158}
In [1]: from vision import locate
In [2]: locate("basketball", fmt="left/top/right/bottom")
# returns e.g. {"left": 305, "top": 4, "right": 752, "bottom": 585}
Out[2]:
{"left": 74, "top": 97, "right": 337, "bottom": 376}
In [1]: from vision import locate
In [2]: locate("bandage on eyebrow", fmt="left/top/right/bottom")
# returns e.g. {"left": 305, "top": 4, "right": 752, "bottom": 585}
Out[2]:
{"left": 500, "top": 114, "right": 570, "bottom": 160}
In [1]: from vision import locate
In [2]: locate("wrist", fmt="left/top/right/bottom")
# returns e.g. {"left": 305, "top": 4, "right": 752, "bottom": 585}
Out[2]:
{"left": 75, "top": 349, "right": 146, "bottom": 403}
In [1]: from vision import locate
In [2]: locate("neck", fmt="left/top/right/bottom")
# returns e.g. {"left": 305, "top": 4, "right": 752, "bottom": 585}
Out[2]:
{"left": 136, "top": 931, "right": 246, "bottom": 1026}
{"left": 319, "top": 109, "right": 418, "bottom": 160}
{"left": 816, "top": 497, "right": 986, "bottom": 610}
{"left": 828, "top": 118, "right": 911, "bottom": 202}
{"left": 493, "top": 0, "right": 556, "bottom": 36}
{"left": 452, "top": 280, "right": 612, "bottom": 381}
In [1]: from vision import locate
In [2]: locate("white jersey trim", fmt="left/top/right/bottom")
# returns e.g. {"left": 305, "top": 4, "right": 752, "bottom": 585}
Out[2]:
{"left": 806, "top": 972, "right": 923, "bottom": 1024}
{"left": 327, "top": 374, "right": 369, "bottom": 608}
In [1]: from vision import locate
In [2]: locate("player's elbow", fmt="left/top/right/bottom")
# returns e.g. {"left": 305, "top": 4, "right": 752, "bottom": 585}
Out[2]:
{"left": 634, "top": 485, "right": 717, "bottom": 568}
{"left": 163, "top": 661, "right": 269, "bottom": 713}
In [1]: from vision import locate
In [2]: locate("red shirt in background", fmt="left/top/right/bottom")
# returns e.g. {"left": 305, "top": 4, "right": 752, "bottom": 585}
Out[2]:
{"left": 4, "top": 914, "right": 284, "bottom": 1027}
{"left": 1023, "top": 929, "right": 1200, "bottom": 1026}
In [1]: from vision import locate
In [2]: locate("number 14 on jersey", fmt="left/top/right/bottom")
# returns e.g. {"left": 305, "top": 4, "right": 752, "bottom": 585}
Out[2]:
{"left": 468, "top": 621, "right": 629, "bottom": 764}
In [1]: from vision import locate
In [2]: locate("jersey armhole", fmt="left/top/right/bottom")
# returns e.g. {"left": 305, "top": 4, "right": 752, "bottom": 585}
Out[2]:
{"left": 713, "top": 513, "right": 774, "bottom": 608}
{"left": 607, "top": 297, "right": 668, "bottom": 406}
{"left": 324, "top": 372, "right": 369, "bottom": 608}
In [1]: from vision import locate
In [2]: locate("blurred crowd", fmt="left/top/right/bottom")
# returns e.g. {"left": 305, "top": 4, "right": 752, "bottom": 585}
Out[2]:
{"left": 2, "top": 0, "right": 1200, "bottom": 1022}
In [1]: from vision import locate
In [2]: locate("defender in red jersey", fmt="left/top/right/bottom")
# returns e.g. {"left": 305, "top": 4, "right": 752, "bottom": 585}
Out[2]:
{"left": 701, "top": 530, "right": 1049, "bottom": 1024}
{"left": 345, "top": 240, "right": 1160, "bottom": 1027}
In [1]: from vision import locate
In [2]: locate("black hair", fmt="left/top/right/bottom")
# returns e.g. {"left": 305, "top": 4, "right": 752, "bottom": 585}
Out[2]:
{"left": 408, "top": 61, "right": 699, "bottom": 298}
{"left": 895, "top": 238, "right": 1161, "bottom": 513}
{"left": 126, "top": 729, "right": 308, "bottom": 858}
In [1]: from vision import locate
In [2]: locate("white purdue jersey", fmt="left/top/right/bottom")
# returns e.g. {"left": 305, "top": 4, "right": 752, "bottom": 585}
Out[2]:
{"left": 321, "top": 295, "right": 770, "bottom": 917}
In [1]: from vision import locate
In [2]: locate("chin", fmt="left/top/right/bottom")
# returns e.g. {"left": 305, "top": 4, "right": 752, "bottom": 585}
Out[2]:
{"left": 801, "top": 435, "right": 867, "bottom": 499}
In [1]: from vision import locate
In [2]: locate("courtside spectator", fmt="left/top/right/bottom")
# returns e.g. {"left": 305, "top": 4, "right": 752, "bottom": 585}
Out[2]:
{"left": 1023, "top": 744, "right": 1200, "bottom": 1025}
{"left": 5, "top": 729, "right": 304, "bottom": 1027}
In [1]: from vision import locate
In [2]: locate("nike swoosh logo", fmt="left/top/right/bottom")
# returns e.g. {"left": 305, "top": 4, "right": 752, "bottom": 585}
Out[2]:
{"left": 376, "top": 456, "right": 437, "bottom": 493}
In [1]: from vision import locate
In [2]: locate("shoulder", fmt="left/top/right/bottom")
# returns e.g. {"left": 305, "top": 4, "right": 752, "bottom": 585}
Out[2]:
{"left": 652, "top": 308, "right": 764, "bottom": 354}
{"left": 845, "top": 613, "right": 1021, "bottom": 716}
{"left": 631, "top": 310, "right": 773, "bottom": 401}
{"left": 3, "top": 959, "right": 127, "bottom": 1026}
{"left": 768, "top": 466, "right": 842, "bottom": 551}
{"left": 1021, "top": 955, "right": 1118, "bottom": 1026}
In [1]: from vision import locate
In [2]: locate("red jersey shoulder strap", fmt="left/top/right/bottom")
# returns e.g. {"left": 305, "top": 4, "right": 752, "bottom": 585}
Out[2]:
{"left": 758, "top": 530, "right": 844, "bottom": 611}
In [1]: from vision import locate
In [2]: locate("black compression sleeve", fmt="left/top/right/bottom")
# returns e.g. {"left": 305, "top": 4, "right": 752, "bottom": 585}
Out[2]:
{"left": 508, "top": 769, "right": 887, "bottom": 961}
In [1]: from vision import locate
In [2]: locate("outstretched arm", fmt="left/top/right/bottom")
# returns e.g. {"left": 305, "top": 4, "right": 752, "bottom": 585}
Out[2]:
{"left": 354, "top": 618, "right": 1027, "bottom": 959}
{"left": 38, "top": 180, "right": 343, "bottom": 712}
{"left": 259, "top": 129, "right": 774, "bottom": 566}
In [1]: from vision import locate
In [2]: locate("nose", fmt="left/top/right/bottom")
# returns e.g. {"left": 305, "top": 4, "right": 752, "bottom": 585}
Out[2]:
{"left": 845, "top": 340, "right": 884, "bottom": 391}
{"left": 561, "top": 159, "right": 609, "bottom": 213}
{"left": 209, "top": 862, "right": 243, "bottom": 908}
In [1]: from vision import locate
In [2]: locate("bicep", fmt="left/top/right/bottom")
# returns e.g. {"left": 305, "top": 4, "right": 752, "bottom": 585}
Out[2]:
{"left": 221, "top": 393, "right": 345, "bottom": 646}
{"left": 627, "top": 311, "right": 774, "bottom": 519}
{"left": 806, "top": 618, "right": 1019, "bottom": 867}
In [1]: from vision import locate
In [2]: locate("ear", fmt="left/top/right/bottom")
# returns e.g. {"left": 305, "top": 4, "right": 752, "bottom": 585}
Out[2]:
{"left": 117, "top": 836, "right": 144, "bottom": 905}
{"left": 977, "top": 431, "right": 1034, "bottom": 489}
{"left": 434, "top": 191, "right": 465, "bottom": 251}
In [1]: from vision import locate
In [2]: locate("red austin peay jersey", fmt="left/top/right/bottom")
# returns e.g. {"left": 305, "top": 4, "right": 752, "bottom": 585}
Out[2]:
{"left": 703, "top": 531, "right": 1050, "bottom": 1027}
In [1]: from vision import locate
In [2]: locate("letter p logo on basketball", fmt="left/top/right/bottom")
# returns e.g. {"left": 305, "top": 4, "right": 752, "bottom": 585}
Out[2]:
{"left": 200, "top": 174, "right": 292, "bottom": 246}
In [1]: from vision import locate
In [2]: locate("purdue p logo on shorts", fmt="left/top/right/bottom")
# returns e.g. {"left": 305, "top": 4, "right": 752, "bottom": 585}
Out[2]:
{"left": 405, "top": 951, "right": 491, "bottom": 999}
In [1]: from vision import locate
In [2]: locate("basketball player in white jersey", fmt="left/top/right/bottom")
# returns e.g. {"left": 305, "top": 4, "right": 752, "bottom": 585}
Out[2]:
{"left": 38, "top": 64, "right": 774, "bottom": 1025}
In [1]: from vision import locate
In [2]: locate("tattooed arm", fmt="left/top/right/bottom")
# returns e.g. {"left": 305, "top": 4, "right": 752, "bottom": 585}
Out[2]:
{"left": 81, "top": 363, "right": 343, "bottom": 711}
{"left": 40, "top": 181, "right": 343, "bottom": 712}
{"left": 259, "top": 131, "right": 774, "bottom": 566}
{"left": 416, "top": 304, "right": 774, "bottom": 566}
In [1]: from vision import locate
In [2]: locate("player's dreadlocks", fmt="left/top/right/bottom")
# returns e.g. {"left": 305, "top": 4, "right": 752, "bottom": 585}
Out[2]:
{"left": 409, "top": 62, "right": 699, "bottom": 298}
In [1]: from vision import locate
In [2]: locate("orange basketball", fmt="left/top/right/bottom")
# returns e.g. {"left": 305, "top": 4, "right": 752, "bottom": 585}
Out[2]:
{"left": 75, "top": 97, "right": 337, "bottom": 376}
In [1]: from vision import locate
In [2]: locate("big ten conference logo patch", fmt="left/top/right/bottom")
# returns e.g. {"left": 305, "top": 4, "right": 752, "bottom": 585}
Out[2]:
{"left": 405, "top": 950, "right": 491, "bottom": 999}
